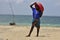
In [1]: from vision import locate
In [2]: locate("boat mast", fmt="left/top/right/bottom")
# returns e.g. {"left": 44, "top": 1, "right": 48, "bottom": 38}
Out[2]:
{"left": 8, "top": 0, "right": 16, "bottom": 25}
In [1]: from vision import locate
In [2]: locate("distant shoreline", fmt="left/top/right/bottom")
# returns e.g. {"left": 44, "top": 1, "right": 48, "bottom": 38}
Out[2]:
{"left": 0, "top": 14, "right": 60, "bottom": 17}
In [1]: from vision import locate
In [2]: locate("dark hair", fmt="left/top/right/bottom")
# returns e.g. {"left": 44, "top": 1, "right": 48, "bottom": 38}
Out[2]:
{"left": 35, "top": 3, "right": 40, "bottom": 11}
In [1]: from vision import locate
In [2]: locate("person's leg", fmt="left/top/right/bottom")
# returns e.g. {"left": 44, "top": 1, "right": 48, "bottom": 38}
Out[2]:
{"left": 35, "top": 19, "right": 40, "bottom": 37}
{"left": 36, "top": 27, "right": 40, "bottom": 37}
{"left": 26, "top": 20, "right": 38, "bottom": 37}
{"left": 26, "top": 25, "right": 34, "bottom": 37}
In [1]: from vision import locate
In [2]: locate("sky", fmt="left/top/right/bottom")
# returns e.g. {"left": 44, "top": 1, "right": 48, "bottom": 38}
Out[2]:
{"left": 0, "top": 0, "right": 60, "bottom": 16}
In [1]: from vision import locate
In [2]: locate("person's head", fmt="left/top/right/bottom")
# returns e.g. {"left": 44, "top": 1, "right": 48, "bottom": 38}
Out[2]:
{"left": 35, "top": 2, "right": 40, "bottom": 11}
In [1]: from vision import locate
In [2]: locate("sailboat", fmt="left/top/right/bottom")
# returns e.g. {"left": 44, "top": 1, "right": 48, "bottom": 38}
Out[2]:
{"left": 8, "top": 0, "right": 16, "bottom": 25}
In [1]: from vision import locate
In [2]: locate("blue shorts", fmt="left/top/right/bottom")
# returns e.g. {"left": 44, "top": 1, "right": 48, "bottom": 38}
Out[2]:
{"left": 32, "top": 19, "right": 40, "bottom": 27}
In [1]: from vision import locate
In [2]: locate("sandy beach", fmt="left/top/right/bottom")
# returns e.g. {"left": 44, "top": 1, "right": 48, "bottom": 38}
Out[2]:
{"left": 0, "top": 25, "right": 60, "bottom": 40}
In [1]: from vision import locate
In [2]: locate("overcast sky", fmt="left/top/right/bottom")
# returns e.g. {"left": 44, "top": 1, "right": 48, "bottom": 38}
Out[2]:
{"left": 0, "top": 0, "right": 60, "bottom": 16}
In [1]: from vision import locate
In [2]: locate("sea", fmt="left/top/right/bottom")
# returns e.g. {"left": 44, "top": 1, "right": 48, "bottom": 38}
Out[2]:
{"left": 0, "top": 15, "right": 60, "bottom": 27}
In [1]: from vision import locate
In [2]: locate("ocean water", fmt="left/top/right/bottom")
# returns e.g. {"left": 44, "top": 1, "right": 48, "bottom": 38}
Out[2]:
{"left": 0, "top": 15, "right": 60, "bottom": 27}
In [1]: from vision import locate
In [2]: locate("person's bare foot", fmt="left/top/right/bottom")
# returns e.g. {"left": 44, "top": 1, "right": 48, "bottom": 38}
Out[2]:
{"left": 26, "top": 35, "right": 30, "bottom": 37}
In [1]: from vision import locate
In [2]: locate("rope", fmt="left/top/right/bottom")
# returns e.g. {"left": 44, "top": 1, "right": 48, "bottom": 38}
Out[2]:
{"left": 8, "top": 0, "right": 15, "bottom": 23}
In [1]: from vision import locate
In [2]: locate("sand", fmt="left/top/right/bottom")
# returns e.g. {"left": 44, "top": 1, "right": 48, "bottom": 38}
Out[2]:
{"left": 0, "top": 25, "right": 60, "bottom": 40}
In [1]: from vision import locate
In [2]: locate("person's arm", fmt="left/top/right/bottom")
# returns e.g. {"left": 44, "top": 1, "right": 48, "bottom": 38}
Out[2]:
{"left": 30, "top": 2, "right": 36, "bottom": 8}
{"left": 40, "top": 12, "right": 43, "bottom": 17}
{"left": 38, "top": 10, "right": 43, "bottom": 17}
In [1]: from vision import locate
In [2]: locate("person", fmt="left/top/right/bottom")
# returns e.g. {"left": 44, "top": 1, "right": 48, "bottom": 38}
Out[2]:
{"left": 26, "top": 2, "right": 44, "bottom": 37}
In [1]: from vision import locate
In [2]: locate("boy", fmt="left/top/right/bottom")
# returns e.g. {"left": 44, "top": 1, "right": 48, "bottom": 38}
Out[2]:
{"left": 26, "top": 2, "right": 44, "bottom": 37}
